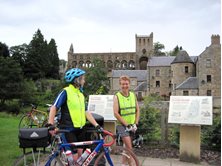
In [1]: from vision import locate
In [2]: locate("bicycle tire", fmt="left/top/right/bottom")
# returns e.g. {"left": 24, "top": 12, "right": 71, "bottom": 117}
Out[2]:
{"left": 14, "top": 150, "right": 50, "bottom": 166}
{"left": 94, "top": 146, "right": 139, "bottom": 166}
{"left": 18, "top": 115, "right": 37, "bottom": 128}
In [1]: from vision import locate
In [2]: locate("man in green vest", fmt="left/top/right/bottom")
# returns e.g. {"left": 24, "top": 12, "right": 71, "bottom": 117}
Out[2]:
{"left": 47, "top": 68, "right": 102, "bottom": 161}
{"left": 113, "top": 75, "right": 140, "bottom": 165}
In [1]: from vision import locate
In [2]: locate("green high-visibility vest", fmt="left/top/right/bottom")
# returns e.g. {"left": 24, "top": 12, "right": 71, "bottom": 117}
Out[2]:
{"left": 64, "top": 84, "right": 86, "bottom": 128}
{"left": 116, "top": 91, "right": 136, "bottom": 125}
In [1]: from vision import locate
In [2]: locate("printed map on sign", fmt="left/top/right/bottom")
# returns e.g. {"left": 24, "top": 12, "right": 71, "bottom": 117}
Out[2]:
{"left": 168, "top": 96, "right": 212, "bottom": 125}
{"left": 88, "top": 95, "right": 116, "bottom": 121}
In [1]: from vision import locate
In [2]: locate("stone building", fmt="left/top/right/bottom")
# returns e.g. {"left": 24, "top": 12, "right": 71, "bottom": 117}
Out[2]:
{"left": 147, "top": 35, "right": 221, "bottom": 98}
{"left": 66, "top": 33, "right": 220, "bottom": 99}
{"left": 67, "top": 32, "right": 154, "bottom": 71}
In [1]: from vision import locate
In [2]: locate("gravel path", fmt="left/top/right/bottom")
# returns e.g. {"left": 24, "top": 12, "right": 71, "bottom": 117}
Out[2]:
{"left": 133, "top": 146, "right": 221, "bottom": 165}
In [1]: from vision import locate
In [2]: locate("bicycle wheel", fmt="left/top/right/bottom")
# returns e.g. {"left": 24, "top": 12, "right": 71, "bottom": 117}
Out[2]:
{"left": 19, "top": 115, "right": 37, "bottom": 128}
{"left": 94, "top": 146, "right": 139, "bottom": 166}
{"left": 14, "top": 150, "right": 50, "bottom": 166}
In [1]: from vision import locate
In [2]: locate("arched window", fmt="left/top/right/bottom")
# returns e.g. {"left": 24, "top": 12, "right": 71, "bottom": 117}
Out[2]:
{"left": 72, "top": 61, "right": 77, "bottom": 68}
{"left": 114, "top": 60, "right": 121, "bottom": 69}
{"left": 107, "top": 60, "right": 113, "bottom": 69}
{"left": 128, "top": 60, "right": 135, "bottom": 69}
{"left": 86, "top": 61, "right": 92, "bottom": 68}
{"left": 79, "top": 61, "right": 84, "bottom": 68}
{"left": 121, "top": 60, "right": 127, "bottom": 69}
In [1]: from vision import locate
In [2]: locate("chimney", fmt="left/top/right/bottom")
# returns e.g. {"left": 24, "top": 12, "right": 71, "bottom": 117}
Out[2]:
{"left": 211, "top": 35, "right": 220, "bottom": 45}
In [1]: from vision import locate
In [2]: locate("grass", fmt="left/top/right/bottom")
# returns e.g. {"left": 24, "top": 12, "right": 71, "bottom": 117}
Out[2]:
{"left": 0, "top": 112, "right": 22, "bottom": 166}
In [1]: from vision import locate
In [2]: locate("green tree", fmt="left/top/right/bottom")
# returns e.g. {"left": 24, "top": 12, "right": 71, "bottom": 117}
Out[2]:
{"left": 84, "top": 58, "right": 110, "bottom": 99}
{"left": 0, "top": 57, "right": 23, "bottom": 104}
{"left": 10, "top": 43, "right": 29, "bottom": 72}
{"left": 47, "top": 39, "right": 59, "bottom": 79}
{"left": 153, "top": 42, "right": 166, "bottom": 56}
{"left": 167, "top": 45, "right": 183, "bottom": 56}
{"left": 0, "top": 42, "right": 10, "bottom": 58}
{"left": 24, "top": 29, "right": 48, "bottom": 80}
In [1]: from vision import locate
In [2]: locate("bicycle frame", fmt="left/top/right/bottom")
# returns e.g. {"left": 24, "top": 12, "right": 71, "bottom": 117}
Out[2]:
{"left": 45, "top": 130, "right": 115, "bottom": 166}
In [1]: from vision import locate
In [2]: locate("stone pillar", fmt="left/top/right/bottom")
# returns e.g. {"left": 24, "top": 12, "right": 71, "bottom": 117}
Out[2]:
{"left": 180, "top": 125, "right": 201, "bottom": 163}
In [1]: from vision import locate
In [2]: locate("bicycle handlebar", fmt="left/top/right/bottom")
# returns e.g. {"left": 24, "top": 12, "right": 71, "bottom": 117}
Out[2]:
{"left": 101, "top": 129, "right": 116, "bottom": 147}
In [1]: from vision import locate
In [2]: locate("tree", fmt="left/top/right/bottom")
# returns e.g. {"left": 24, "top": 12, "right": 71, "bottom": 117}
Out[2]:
{"left": 167, "top": 45, "right": 183, "bottom": 56}
{"left": 84, "top": 58, "right": 110, "bottom": 99}
{"left": 0, "top": 56, "right": 23, "bottom": 104}
{"left": 0, "top": 42, "right": 10, "bottom": 58}
{"left": 47, "top": 39, "right": 60, "bottom": 79}
{"left": 153, "top": 42, "right": 166, "bottom": 56}
{"left": 10, "top": 43, "right": 29, "bottom": 72}
{"left": 24, "top": 29, "right": 48, "bottom": 80}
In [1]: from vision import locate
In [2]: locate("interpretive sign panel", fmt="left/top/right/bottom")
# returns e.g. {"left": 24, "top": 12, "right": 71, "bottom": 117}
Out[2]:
{"left": 168, "top": 96, "right": 212, "bottom": 125}
{"left": 88, "top": 95, "right": 116, "bottom": 121}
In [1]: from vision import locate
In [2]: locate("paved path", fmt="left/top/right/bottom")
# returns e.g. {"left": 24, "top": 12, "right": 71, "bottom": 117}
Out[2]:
{"left": 137, "top": 156, "right": 210, "bottom": 166}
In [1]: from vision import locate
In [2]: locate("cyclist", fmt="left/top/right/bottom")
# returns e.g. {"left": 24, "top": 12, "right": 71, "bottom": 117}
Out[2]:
{"left": 47, "top": 68, "right": 102, "bottom": 161}
{"left": 113, "top": 75, "right": 140, "bottom": 165}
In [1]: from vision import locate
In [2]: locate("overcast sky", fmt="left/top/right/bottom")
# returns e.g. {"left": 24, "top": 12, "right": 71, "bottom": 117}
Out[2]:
{"left": 1, "top": 0, "right": 221, "bottom": 60}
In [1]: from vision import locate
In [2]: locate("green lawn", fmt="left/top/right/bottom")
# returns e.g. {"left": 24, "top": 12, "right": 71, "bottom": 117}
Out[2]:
{"left": 0, "top": 112, "right": 23, "bottom": 166}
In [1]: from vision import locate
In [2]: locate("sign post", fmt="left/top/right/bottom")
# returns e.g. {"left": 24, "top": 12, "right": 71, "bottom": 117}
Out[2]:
{"left": 168, "top": 96, "right": 213, "bottom": 163}
{"left": 88, "top": 95, "right": 116, "bottom": 143}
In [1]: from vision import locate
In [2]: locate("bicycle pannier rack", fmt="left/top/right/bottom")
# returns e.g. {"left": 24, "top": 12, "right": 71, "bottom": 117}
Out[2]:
{"left": 18, "top": 128, "right": 50, "bottom": 149}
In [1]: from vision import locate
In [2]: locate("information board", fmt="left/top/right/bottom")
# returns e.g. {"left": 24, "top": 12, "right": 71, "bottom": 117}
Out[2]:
{"left": 168, "top": 96, "right": 212, "bottom": 125}
{"left": 88, "top": 95, "right": 116, "bottom": 121}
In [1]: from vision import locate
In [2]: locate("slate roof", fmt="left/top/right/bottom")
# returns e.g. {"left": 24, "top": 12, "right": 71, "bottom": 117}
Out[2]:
{"left": 112, "top": 70, "right": 147, "bottom": 81}
{"left": 147, "top": 56, "right": 175, "bottom": 66}
{"left": 147, "top": 55, "right": 197, "bottom": 67}
{"left": 176, "top": 77, "right": 199, "bottom": 89}
{"left": 171, "top": 50, "right": 194, "bottom": 64}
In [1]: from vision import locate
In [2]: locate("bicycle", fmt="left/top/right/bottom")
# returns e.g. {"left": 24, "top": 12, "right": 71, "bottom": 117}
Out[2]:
{"left": 14, "top": 127, "right": 139, "bottom": 166}
{"left": 18, "top": 104, "right": 49, "bottom": 128}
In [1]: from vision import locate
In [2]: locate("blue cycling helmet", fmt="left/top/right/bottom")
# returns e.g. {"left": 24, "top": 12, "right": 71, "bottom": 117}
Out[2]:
{"left": 64, "top": 68, "right": 86, "bottom": 83}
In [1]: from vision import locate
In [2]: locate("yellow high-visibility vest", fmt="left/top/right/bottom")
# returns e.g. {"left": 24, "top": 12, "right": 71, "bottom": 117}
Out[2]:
{"left": 64, "top": 84, "right": 86, "bottom": 128}
{"left": 116, "top": 91, "right": 136, "bottom": 125}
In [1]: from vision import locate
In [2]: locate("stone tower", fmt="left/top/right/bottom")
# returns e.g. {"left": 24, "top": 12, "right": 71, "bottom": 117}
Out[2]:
{"left": 135, "top": 32, "right": 154, "bottom": 70}
{"left": 171, "top": 50, "right": 195, "bottom": 95}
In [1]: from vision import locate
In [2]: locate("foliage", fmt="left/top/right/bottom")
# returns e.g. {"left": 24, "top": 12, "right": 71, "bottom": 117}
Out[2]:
{"left": 153, "top": 42, "right": 166, "bottom": 56}
{"left": 84, "top": 58, "right": 110, "bottom": 100}
{"left": 167, "top": 45, "right": 183, "bottom": 56}
{"left": 138, "top": 95, "right": 162, "bottom": 143}
{"left": 0, "top": 42, "right": 10, "bottom": 57}
{"left": 0, "top": 56, "right": 24, "bottom": 104}
{"left": 201, "top": 113, "right": 221, "bottom": 151}
{"left": 10, "top": 43, "right": 29, "bottom": 71}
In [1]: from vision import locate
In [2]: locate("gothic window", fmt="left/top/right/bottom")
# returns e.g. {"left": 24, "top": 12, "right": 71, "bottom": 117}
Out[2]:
{"left": 79, "top": 61, "right": 84, "bottom": 67}
{"left": 156, "top": 69, "right": 160, "bottom": 77}
{"left": 114, "top": 60, "right": 121, "bottom": 69}
{"left": 128, "top": 60, "right": 135, "bottom": 69}
{"left": 185, "top": 66, "right": 189, "bottom": 73}
{"left": 107, "top": 60, "right": 113, "bottom": 69}
{"left": 142, "top": 48, "right": 146, "bottom": 54}
{"left": 143, "top": 39, "right": 145, "bottom": 44}
{"left": 207, "top": 90, "right": 212, "bottom": 96}
{"left": 86, "top": 61, "right": 92, "bottom": 68}
{"left": 121, "top": 60, "right": 127, "bottom": 69}
{"left": 156, "top": 81, "right": 160, "bottom": 87}
{"left": 139, "top": 39, "right": 141, "bottom": 44}
{"left": 206, "top": 59, "right": 211, "bottom": 68}
{"left": 72, "top": 61, "right": 77, "bottom": 68}
{"left": 183, "top": 91, "right": 189, "bottom": 96}
{"left": 207, "top": 75, "right": 211, "bottom": 83}
{"left": 80, "top": 55, "right": 83, "bottom": 60}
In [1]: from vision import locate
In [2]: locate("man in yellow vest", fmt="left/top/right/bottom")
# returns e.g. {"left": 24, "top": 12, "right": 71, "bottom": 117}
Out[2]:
{"left": 113, "top": 75, "right": 140, "bottom": 165}
{"left": 47, "top": 68, "right": 102, "bottom": 161}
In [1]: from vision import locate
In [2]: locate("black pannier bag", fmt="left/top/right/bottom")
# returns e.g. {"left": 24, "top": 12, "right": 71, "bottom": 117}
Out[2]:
{"left": 19, "top": 128, "right": 50, "bottom": 148}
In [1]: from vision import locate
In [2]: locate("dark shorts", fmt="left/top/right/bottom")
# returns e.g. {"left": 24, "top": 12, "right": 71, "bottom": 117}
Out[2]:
{"left": 116, "top": 125, "right": 130, "bottom": 137}
{"left": 62, "top": 128, "right": 86, "bottom": 152}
